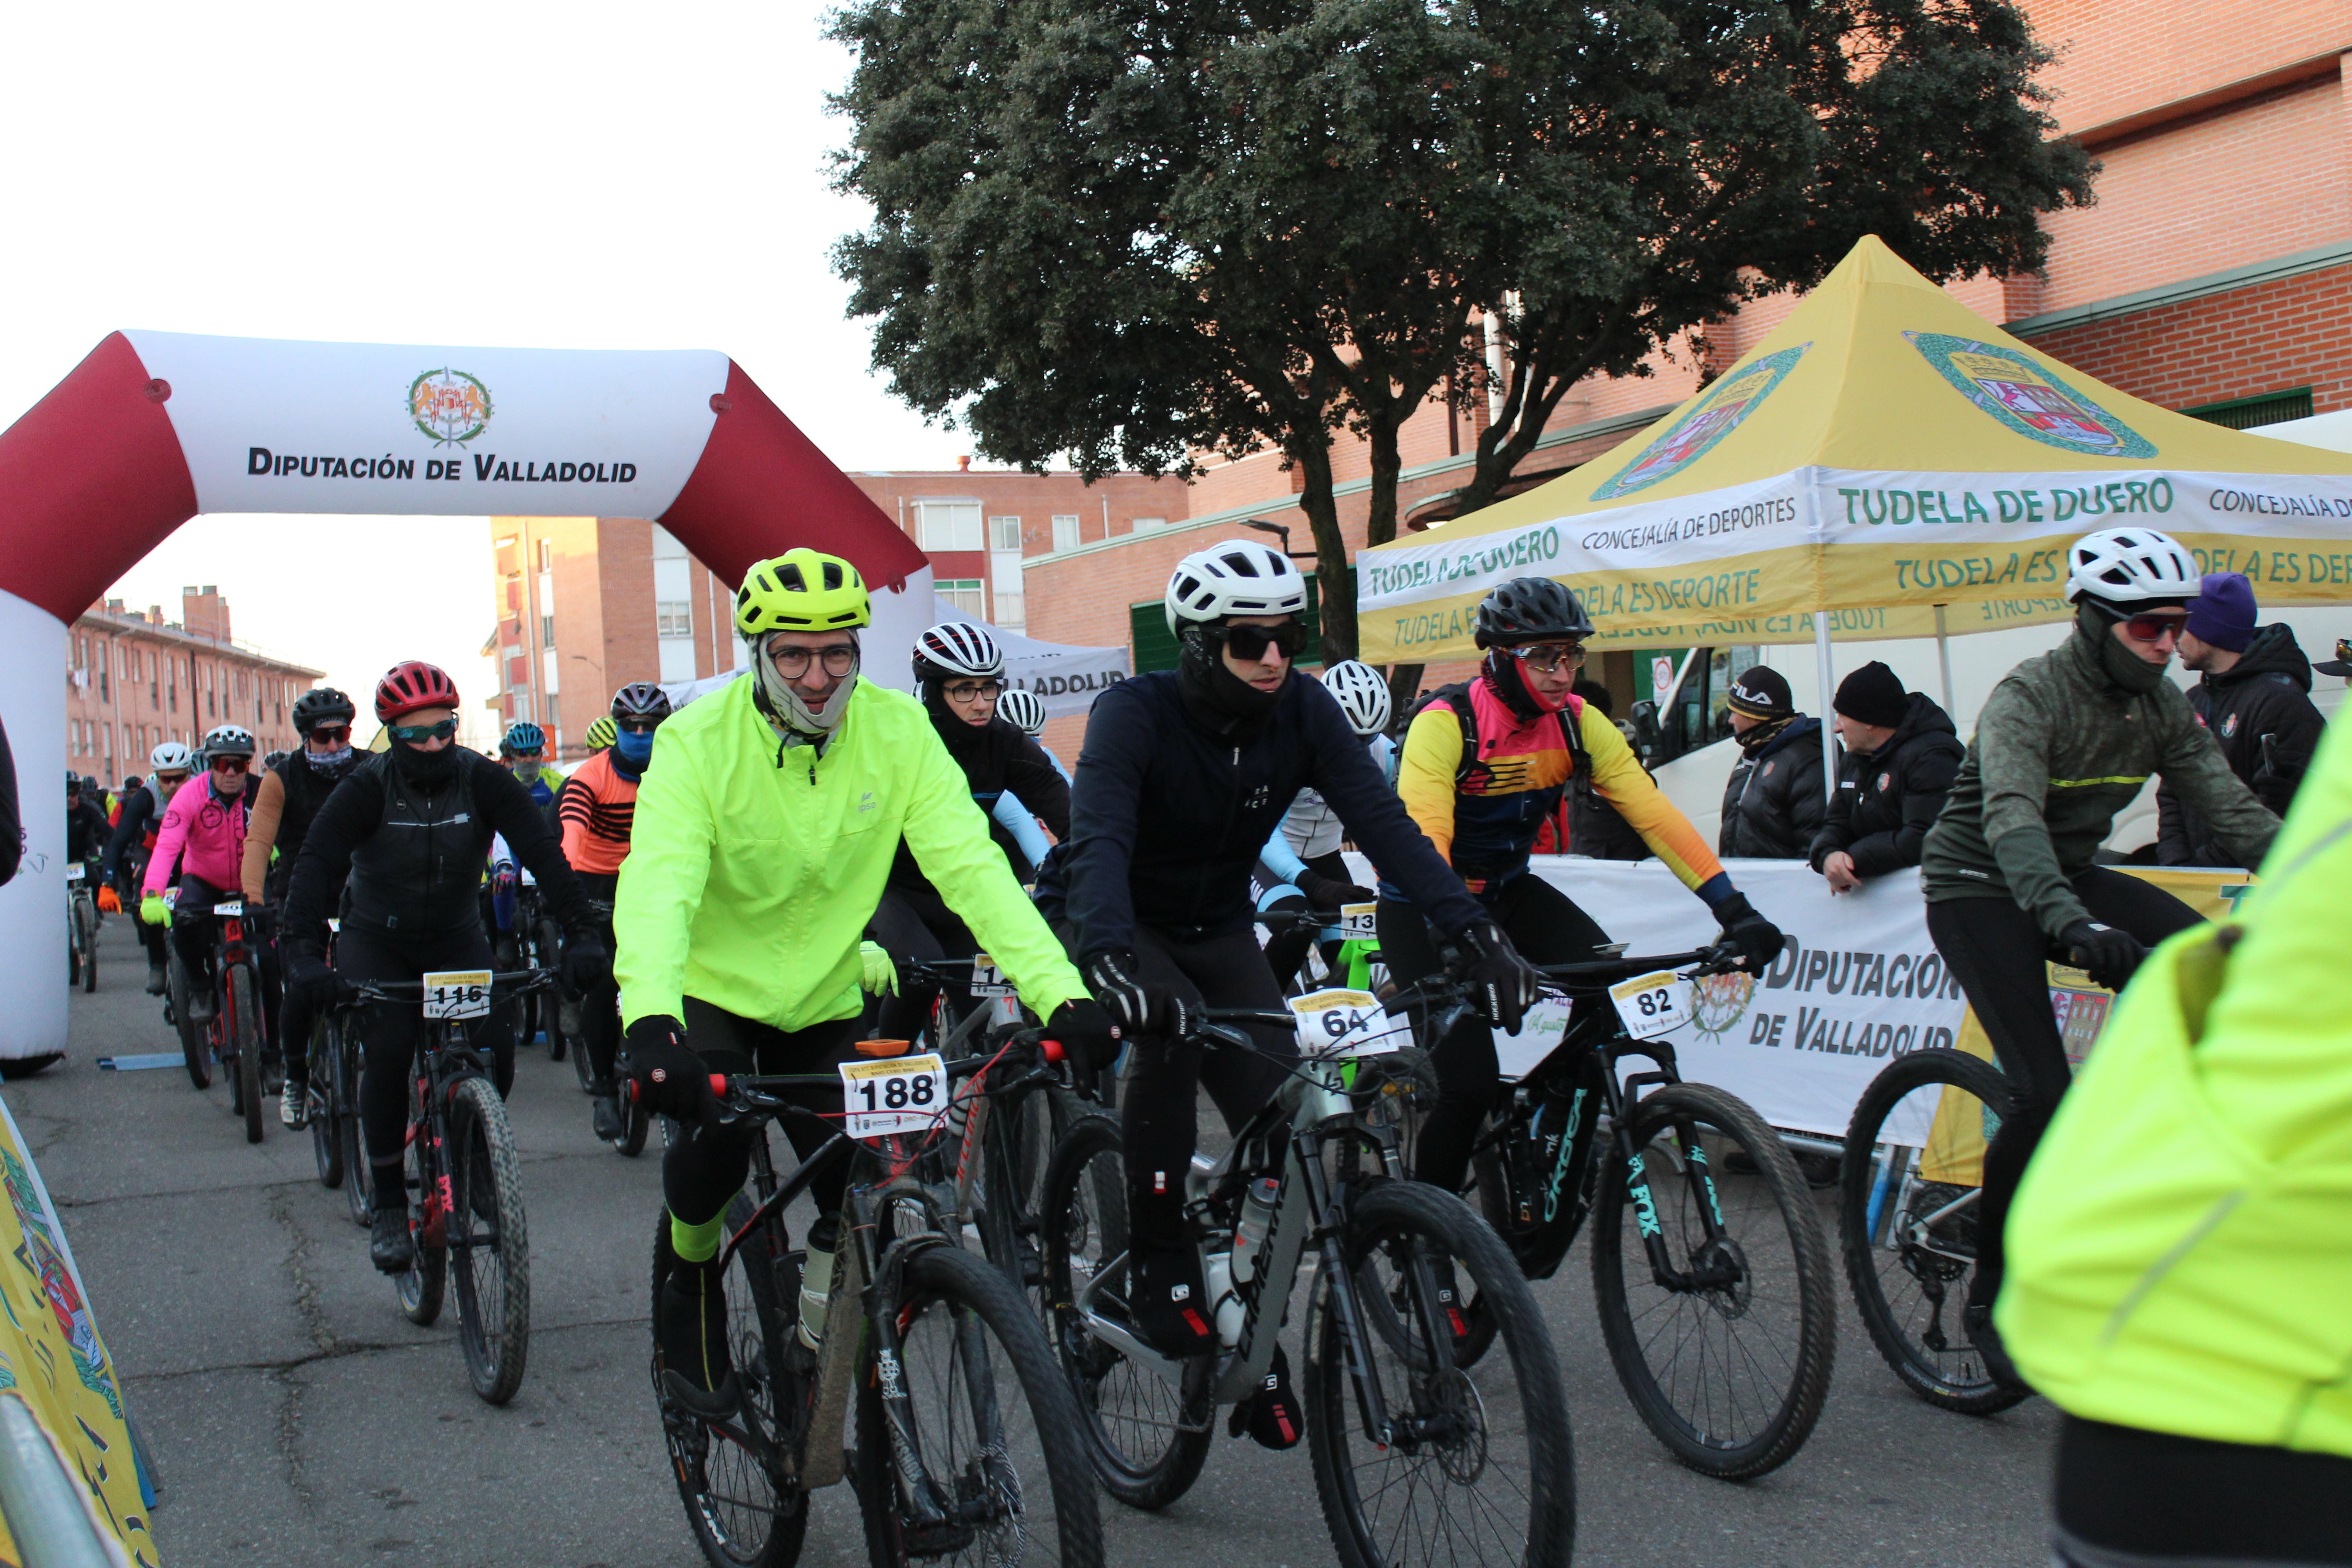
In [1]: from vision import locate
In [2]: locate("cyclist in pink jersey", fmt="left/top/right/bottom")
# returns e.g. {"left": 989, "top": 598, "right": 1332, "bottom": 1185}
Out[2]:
{"left": 141, "top": 726, "right": 262, "bottom": 1025}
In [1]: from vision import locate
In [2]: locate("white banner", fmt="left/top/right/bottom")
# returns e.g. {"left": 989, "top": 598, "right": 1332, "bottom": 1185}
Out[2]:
{"left": 930, "top": 600, "right": 1130, "bottom": 719}
{"left": 124, "top": 330, "right": 727, "bottom": 519}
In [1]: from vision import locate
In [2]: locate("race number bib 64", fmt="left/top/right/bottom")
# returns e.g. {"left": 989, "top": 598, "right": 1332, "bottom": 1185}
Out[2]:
{"left": 1609, "top": 971, "right": 1690, "bottom": 1040}
{"left": 839, "top": 1053, "right": 947, "bottom": 1140}
{"left": 1290, "top": 988, "right": 1410, "bottom": 1059}
{"left": 422, "top": 969, "right": 493, "bottom": 1021}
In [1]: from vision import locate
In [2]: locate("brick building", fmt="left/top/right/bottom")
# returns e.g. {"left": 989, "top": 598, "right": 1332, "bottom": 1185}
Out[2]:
{"left": 66, "top": 588, "right": 322, "bottom": 786}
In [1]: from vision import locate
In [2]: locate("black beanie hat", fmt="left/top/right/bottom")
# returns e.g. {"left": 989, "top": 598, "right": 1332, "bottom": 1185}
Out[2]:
{"left": 1725, "top": 666, "right": 1793, "bottom": 720}
{"left": 1833, "top": 661, "right": 1909, "bottom": 730}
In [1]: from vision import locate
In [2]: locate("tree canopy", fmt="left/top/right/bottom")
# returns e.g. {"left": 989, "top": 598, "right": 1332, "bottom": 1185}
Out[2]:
{"left": 830, "top": 0, "right": 2094, "bottom": 662}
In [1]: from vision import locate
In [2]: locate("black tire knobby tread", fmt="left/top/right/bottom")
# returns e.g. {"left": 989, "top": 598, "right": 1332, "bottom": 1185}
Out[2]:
{"left": 449, "top": 1076, "right": 531, "bottom": 1404}
{"left": 168, "top": 951, "right": 207, "bottom": 1090}
{"left": 77, "top": 902, "right": 98, "bottom": 993}
{"left": 854, "top": 1244, "right": 1105, "bottom": 1568}
{"left": 1591, "top": 1081, "right": 1836, "bottom": 1480}
{"left": 1838, "top": 1049, "right": 2031, "bottom": 1417}
{"left": 1037, "top": 1114, "right": 1212, "bottom": 1511}
{"left": 311, "top": 1021, "right": 344, "bottom": 1188}
{"left": 233, "top": 966, "right": 265, "bottom": 1144}
{"left": 1307, "top": 1178, "right": 1577, "bottom": 1568}
{"left": 613, "top": 1094, "right": 650, "bottom": 1157}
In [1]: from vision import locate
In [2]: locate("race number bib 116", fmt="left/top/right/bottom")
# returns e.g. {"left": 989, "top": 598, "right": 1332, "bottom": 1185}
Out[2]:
{"left": 1609, "top": 971, "right": 1690, "bottom": 1041}
{"left": 422, "top": 969, "right": 493, "bottom": 1021}
{"left": 839, "top": 1054, "right": 947, "bottom": 1140}
{"left": 213, "top": 900, "right": 243, "bottom": 918}
{"left": 1338, "top": 903, "right": 1378, "bottom": 942}
{"left": 970, "top": 955, "right": 1015, "bottom": 999}
{"left": 1290, "top": 988, "right": 1410, "bottom": 1059}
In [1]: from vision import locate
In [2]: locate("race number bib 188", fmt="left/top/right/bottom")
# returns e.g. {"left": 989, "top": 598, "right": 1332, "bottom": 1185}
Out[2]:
{"left": 839, "top": 1054, "right": 947, "bottom": 1140}
{"left": 1338, "top": 902, "right": 1378, "bottom": 942}
{"left": 969, "top": 955, "right": 1014, "bottom": 999}
{"left": 1609, "top": 971, "right": 1690, "bottom": 1041}
{"left": 422, "top": 969, "right": 493, "bottom": 1021}
{"left": 1290, "top": 988, "right": 1410, "bottom": 1059}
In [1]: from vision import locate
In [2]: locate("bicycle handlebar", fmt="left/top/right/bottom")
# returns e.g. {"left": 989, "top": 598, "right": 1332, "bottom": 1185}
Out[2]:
{"left": 1537, "top": 941, "right": 1741, "bottom": 989}
{"left": 624, "top": 1036, "right": 1068, "bottom": 1109}
{"left": 342, "top": 968, "right": 558, "bottom": 1004}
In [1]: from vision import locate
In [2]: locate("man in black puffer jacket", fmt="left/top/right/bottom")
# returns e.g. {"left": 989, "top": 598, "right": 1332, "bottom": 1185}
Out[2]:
{"left": 1808, "top": 662, "right": 1964, "bottom": 890}
{"left": 2155, "top": 573, "right": 2324, "bottom": 867}
{"left": 1718, "top": 666, "right": 1825, "bottom": 858}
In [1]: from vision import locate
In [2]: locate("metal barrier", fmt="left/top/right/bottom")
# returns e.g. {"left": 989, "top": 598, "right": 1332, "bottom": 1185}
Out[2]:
{"left": 0, "top": 1393, "right": 125, "bottom": 1568}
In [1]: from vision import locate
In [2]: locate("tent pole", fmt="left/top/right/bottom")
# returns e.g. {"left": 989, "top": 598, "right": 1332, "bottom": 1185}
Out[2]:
{"left": 1934, "top": 603, "right": 1955, "bottom": 714}
{"left": 1814, "top": 613, "right": 1838, "bottom": 801}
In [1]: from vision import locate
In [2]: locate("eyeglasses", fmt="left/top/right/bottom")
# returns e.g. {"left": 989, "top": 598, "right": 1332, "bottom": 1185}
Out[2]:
{"left": 615, "top": 717, "right": 662, "bottom": 734}
{"left": 389, "top": 718, "right": 459, "bottom": 744}
{"left": 307, "top": 726, "right": 352, "bottom": 745}
{"left": 1215, "top": 622, "right": 1304, "bottom": 662}
{"left": 766, "top": 643, "right": 859, "bottom": 678}
{"left": 2120, "top": 610, "right": 2190, "bottom": 644}
{"left": 1508, "top": 641, "right": 1587, "bottom": 673}
{"left": 943, "top": 680, "right": 1003, "bottom": 704}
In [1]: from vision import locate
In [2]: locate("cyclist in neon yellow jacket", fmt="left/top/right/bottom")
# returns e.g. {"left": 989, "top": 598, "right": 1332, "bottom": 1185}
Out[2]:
{"left": 614, "top": 548, "right": 1118, "bottom": 1415}
{"left": 2000, "top": 701, "right": 2352, "bottom": 1566}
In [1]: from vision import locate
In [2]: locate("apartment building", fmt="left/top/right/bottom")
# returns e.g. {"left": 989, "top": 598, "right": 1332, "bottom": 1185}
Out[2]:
{"left": 67, "top": 588, "right": 322, "bottom": 784}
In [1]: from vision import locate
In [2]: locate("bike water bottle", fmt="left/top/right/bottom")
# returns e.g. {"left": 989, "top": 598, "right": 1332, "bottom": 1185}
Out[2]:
{"left": 1204, "top": 1250, "right": 1244, "bottom": 1350}
{"left": 1230, "top": 1177, "right": 1280, "bottom": 1286}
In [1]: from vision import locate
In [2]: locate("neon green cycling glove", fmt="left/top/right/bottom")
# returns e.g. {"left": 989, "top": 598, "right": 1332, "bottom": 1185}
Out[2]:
{"left": 139, "top": 893, "right": 167, "bottom": 927}
{"left": 858, "top": 941, "right": 898, "bottom": 997}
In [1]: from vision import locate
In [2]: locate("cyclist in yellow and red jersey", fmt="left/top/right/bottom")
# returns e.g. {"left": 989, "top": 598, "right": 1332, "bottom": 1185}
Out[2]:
{"left": 561, "top": 681, "right": 668, "bottom": 1141}
{"left": 1378, "top": 577, "right": 1787, "bottom": 1203}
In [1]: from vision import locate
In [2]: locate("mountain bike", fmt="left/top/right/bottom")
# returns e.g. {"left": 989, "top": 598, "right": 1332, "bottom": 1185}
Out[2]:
{"left": 1837, "top": 1046, "right": 2025, "bottom": 1415}
{"left": 167, "top": 894, "right": 271, "bottom": 1143}
{"left": 642, "top": 1037, "right": 1104, "bottom": 1568}
{"left": 1036, "top": 1000, "right": 1574, "bottom": 1567}
{"left": 341, "top": 969, "right": 550, "bottom": 1405}
{"left": 1438, "top": 942, "right": 1836, "bottom": 1480}
{"left": 65, "top": 862, "right": 97, "bottom": 994}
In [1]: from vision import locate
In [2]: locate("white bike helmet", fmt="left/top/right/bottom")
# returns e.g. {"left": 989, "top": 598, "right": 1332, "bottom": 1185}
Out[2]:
{"left": 2065, "top": 527, "right": 2199, "bottom": 606}
{"left": 912, "top": 621, "right": 1005, "bottom": 683}
{"left": 996, "top": 688, "right": 1048, "bottom": 735}
{"left": 1320, "top": 661, "right": 1392, "bottom": 737}
{"left": 1164, "top": 539, "right": 1308, "bottom": 636}
{"left": 149, "top": 740, "right": 194, "bottom": 773}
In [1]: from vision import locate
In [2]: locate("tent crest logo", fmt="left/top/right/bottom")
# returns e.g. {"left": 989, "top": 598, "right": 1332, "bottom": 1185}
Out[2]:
{"left": 1906, "top": 333, "right": 2156, "bottom": 460}
{"left": 1591, "top": 343, "right": 1809, "bottom": 502}
{"left": 408, "top": 367, "right": 494, "bottom": 447}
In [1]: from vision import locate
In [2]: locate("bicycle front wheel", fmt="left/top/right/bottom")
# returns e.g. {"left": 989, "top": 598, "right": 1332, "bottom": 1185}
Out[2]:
{"left": 398, "top": 1078, "right": 446, "bottom": 1328}
{"left": 310, "top": 1019, "right": 343, "bottom": 1189}
{"left": 339, "top": 1022, "right": 374, "bottom": 1225}
{"left": 75, "top": 898, "right": 97, "bottom": 993}
{"left": 1839, "top": 1048, "right": 2025, "bottom": 1416}
{"left": 448, "top": 1075, "right": 530, "bottom": 1404}
{"left": 980, "top": 1079, "right": 1076, "bottom": 1302}
{"left": 854, "top": 1243, "right": 1104, "bottom": 1568}
{"left": 1591, "top": 1081, "right": 1836, "bottom": 1480}
{"left": 168, "top": 951, "right": 208, "bottom": 1090}
{"left": 231, "top": 965, "right": 265, "bottom": 1144}
{"left": 1307, "top": 1178, "right": 1576, "bottom": 1568}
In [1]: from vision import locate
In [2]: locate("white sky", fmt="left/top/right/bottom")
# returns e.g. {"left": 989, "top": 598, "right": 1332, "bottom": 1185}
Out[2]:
{"left": 2, "top": 1, "right": 971, "bottom": 745}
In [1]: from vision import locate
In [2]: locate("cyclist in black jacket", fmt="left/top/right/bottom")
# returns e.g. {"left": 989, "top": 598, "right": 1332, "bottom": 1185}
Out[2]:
{"left": 281, "top": 662, "right": 608, "bottom": 1275}
{"left": 1039, "top": 539, "right": 1537, "bottom": 1379}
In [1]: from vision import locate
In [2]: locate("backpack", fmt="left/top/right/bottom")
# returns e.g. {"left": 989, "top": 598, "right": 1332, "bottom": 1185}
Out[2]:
{"left": 1404, "top": 679, "right": 1597, "bottom": 810}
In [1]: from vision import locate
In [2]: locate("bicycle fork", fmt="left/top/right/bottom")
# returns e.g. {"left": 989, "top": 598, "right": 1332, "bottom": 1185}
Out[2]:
{"left": 1606, "top": 1070, "right": 1736, "bottom": 1295}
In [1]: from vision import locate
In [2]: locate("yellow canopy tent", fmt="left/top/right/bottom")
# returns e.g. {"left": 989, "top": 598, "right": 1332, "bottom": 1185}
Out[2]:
{"left": 1358, "top": 235, "right": 2352, "bottom": 667}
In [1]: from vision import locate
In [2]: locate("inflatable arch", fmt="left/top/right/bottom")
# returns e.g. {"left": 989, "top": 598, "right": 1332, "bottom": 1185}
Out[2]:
{"left": 0, "top": 330, "right": 936, "bottom": 1057}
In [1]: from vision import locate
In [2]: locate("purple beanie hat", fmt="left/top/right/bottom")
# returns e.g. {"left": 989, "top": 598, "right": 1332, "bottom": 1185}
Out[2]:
{"left": 2184, "top": 572, "right": 2257, "bottom": 653}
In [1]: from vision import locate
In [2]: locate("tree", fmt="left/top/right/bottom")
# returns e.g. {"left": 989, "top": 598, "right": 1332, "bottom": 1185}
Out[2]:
{"left": 830, "top": 0, "right": 2093, "bottom": 669}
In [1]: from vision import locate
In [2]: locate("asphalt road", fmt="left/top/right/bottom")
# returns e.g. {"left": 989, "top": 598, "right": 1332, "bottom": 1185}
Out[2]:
{"left": 18, "top": 919, "right": 2060, "bottom": 1567}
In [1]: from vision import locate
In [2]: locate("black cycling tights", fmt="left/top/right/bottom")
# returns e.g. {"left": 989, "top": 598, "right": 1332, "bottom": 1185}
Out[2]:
{"left": 575, "top": 871, "right": 620, "bottom": 1088}
{"left": 663, "top": 1001, "right": 862, "bottom": 1231}
{"left": 1926, "top": 868, "right": 2203, "bottom": 1308}
{"left": 2053, "top": 1416, "right": 2352, "bottom": 1566}
{"left": 1379, "top": 875, "right": 1611, "bottom": 1196}
{"left": 867, "top": 885, "right": 978, "bottom": 1044}
{"left": 341, "top": 923, "right": 514, "bottom": 1208}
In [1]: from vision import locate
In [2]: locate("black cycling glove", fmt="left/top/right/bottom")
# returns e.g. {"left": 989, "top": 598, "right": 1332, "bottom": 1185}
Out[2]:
{"left": 561, "top": 931, "right": 611, "bottom": 995}
{"left": 1713, "top": 892, "right": 1787, "bottom": 973}
{"left": 1452, "top": 920, "right": 1541, "bottom": 1036}
{"left": 625, "top": 1015, "right": 715, "bottom": 1126}
{"left": 1083, "top": 950, "right": 1191, "bottom": 1040}
{"left": 284, "top": 943, "right": 341, "bottom": 1010}
{"left": 1295, "top": 870, "right": 1374, "bottom": 912}
{"left": 2061, "top": 919, "right": 2146, "bottom": 993}
{"left": 1045, "top": 998, "right": 1123, "bottom": 1074}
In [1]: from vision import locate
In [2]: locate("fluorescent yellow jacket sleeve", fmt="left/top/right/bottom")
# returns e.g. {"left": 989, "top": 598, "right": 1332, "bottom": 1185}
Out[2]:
{"left": 1396, "top": 705, "right": 1466, "bottom": 864}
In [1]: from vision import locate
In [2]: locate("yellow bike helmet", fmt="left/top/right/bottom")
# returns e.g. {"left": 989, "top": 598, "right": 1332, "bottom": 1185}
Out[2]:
{"left": 584, "top": 715, "right": 617, "bottom": 753}
{"left": 735, "top": 549, "right": 870, "bottom": 636}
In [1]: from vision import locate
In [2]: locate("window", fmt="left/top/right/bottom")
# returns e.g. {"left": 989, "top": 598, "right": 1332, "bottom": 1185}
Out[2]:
{"left": 541, "top": 615, "right": 556, "bottom": 648}
{"left": 913, "top": 499, "right": 984, "bottom": 553}
{"left": 937, "top": 579, "right": 987, "bottom": 619}
{"left": 75, "top": 637, "right": 85, "bottom": 669}
{"left": 2184, "top": 387, "right": 2314, "bottom": 430}
{"left": 1131, "top": 517, "right": 1168, "bottom": 532}
{"left": 657, "top": 601, "right": 693, "bottom": 638}
{"left": 1051, "top": 514, "right": 1081, "bottom": 553}
{"left": 989, "top": 515, "right": 1023, "bottom": 553}
{"left": 537, "top": 538, "right": 552, "bottom": 572}
{"left": 543, "top": 647, "right": 560, "bottom": 695}
{"left": 102, "top": 725, "right": 112, "bottom": 762}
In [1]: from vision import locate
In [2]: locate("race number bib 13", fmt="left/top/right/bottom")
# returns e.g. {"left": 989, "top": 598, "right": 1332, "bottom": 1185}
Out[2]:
{"left": 1338, "top": 902, "right": 1378, "bottom": 942}
{"left": 838, "top": 1054, "right": 947, "bottom": 1140}
{"left": 970, "top": 955, "right": 1015, "bottom": 999}
{"left": 1609, "top": 971, "right": 1690, "bottom": 1041}
{"left": 422, "top": 969, "right": 493, "bottom": 1021}
{"left": 1290, "top": 988, "right": 1410, "bottom": 1059}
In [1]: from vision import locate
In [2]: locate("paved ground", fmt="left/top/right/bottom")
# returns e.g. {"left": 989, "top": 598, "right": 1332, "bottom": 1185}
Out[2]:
{"left": 20, "top": 921, "right": 2059, "bottom": 1566}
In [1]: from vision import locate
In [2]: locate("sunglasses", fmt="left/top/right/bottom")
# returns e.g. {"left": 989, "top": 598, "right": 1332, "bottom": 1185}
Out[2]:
{"left": 1215, "top": 622, "right": 1304, "bottom": 662}
{"left": 767, "top": 644, "right": 859, "bottom": 678}
{"left": 156, "top": 771, "right": 190, "bottom": 787}
{"left": 307, "top": 726, "right": 352, "bottom": 745}
{"left": 2120, "top": 610, "right": 2190, "bottom": 643}
{"left": 389, "top": 718, "right": 459, "bottom": 744}
{"left": 1508, "top": 641, "right": 1588, "bottom": 673}
{"left": 615, "top": 717, "right": 662, "bottom": 734}
{"left": 943, "top": 680, "right": 1003, "bottom": 703}
{"left": 2336, "top": 638, "right": 2351, "bottom": 664}
{"left": 211, "top": 756, "right": 250, "bottom": 773}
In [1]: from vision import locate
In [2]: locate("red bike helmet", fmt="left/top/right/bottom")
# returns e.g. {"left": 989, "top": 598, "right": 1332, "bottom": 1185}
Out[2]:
{"left": 375, "top": 660, "right": 461, "bottom": 722}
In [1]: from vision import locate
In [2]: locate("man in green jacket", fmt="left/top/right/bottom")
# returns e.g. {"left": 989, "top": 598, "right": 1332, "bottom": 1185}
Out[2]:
{"left": 615, "top": 548, "right": 1117, "bottom": 1413}
{"left": 1918, "top": 525, "right": 2279, "bottom": 1387}
{"left": 1999, "top": 689, "right": 2352, "bottom": 1566}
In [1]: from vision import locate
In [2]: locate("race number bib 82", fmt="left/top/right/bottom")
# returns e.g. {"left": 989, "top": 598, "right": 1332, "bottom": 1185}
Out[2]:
{"left": 422, "top": 969, "right": 493, "bottom": 1020}
{"left": 1609, "top": 971, "right": 1690, "bottom": 1040}
{"left": 838, "top": 1053, "right": 947, "bottom": 1140}
{"left": 1290, "top": 988, "right": 1410, "bottom": 1058}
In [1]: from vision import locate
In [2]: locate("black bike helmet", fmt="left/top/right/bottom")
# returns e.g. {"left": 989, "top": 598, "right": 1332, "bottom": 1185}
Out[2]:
{"left": 292, "top": 686, "right": 357, "bottom": 736}
{"left": 611, "top": 681, "right": 673, "bottom": 723}
{"left": 65, "top": 772, "right": 81, "bottom": 796}
{"left": 1473, "top": 577, "right": 1593, "bottom": 648}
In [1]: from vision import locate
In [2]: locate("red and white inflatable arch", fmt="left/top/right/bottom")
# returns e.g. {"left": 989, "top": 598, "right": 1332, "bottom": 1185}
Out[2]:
{"left": 0, "top": 330, "right": 936, "bottom": 1057}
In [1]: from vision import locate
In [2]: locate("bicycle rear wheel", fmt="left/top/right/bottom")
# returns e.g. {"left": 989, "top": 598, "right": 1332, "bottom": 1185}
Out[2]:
{"left": 1839, "top": 1048, "right": 2026, "bottom": 1416}
{"left": 398, "top": 1081, "right": 446, "bottom": 1327}
{"left": 1307, "top": 1178, "right": 1576, "bottom": 1568}
{"left": 231, "top": 966, "right": 265, "bottom": 1144}
{"left": 75, "top": 898, "right": 97, "bottom": 993}
{"left": 853, "top": 1244, "right": 1104, "bottom": 1568}
{"left": 168, "top": 951, "right": 208, "bottom": 1090}
{"left": 1591, "top": 1081, "right": 1836, "bottom": 1480}
{"left": 652, "top": 1196, "right": 808, "bottom": 1568}
{"left": 1037, "top": 1115, "right": 1211, "bottom": 1511}
{"left": 534, "top": 918, "right": 568, "bottom": 1060}
{"left": 448, "top": 1075, "right": 530, "bottom": 1404}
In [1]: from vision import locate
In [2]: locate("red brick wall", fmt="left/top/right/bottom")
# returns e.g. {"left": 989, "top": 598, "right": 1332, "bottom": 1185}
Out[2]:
{"left": 2023, "top": 0, "right": 2346, "bottom": 135}
{"left": 2024, "top": 260, "right": 2352, "bottom": 416}
{"left": 67, "top": 617, "right": 314, "bottom": 781}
